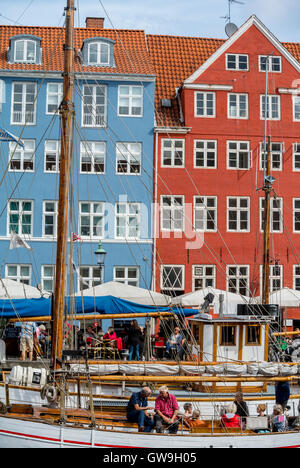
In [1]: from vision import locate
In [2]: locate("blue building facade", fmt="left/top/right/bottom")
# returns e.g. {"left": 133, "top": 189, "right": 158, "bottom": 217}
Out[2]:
{"left": 0, "top": 21, "right": 155, "bottom": 294}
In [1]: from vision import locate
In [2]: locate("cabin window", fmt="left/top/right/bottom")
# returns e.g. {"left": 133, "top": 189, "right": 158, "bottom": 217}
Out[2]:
{"left": 79, "top": 201, "right": 105, "bottom": 238}
{"left": 161, "top": 139, "right": 185, "bottom": 167}
{"left": 193, "top": 265, "right": 216, "bottom": 290}
{"left": 114, "top": 266, "right": 139, "bottom": 287}
{"left": 42, "top": 265, "right": 55, "bottom": 292}
{"left": 161, "top": 195, "right": 184, "bottom": 231}
{"left": 8, "top": 200, "right": 33, "bottom": 236}
{"left": 195, "top": 92, "right": 216, "bottom": 117}
{"left": 5, "top": 264, "right": 31, "bottom": 285}
{"left": 259, "top": 56, "right": 281, "bottom": 73}
{"left": 46, "top": 83, "right": 63, "bottom": 114}
{"left": 226, "top": 54, "right": 248, "bottom": 71}
{"left": 115, "top": 202, "right": 140, "bottom": 239}
{"left": 80, "top": 141, "right": 106, "bottom": 173}
{"left": 11, "top": 82, "right": 37, "bottom": 125}
{"left": 220, "top": 325, "right": 236, "bottom": 346}
{"left": 194, "top": 196, "right": 217, "bottom": 232}
{"left": 118, "top": 85, "right": 143, "bottom": 117}
{"left": 194, "top": 140, "right": 217, "bottom": 168}
{"left": 260, "top": 197, "right": 283, "bottom": 233}
{"left": 260, "top": 95, "right": 280, "bottom": 120}
{"left": 116, "top": 142, "right": 141, "bottom": 174}
{"left": 9, "top": 139, "right": 35, "bottom": 172}
{"left": 246, "top": 325, "right": 261, "bottom": 345}
{"left": 43, "top": 201, "right": 58, "bottom": 237}
{"left": 79, "top": 266, "right": 103, "bottom": 290}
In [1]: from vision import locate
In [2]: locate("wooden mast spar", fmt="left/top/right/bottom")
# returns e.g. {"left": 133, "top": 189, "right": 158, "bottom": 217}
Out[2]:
{"left": 51, "top": 0, "right": 75, "bottom": 370}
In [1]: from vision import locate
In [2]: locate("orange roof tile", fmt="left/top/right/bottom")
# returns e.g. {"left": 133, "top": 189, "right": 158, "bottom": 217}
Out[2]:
{"left": 0, "top": 25, "right": 155, "bottom": 76}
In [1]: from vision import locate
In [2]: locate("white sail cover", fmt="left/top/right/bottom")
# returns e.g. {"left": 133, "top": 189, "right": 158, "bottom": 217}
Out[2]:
{"left": 268, "top": 287, "right": 300, "bottom": 307}
{"left": 74, "top": 281, "right": 171, "bottom": 306}
{"left": 0, "top": 278, "right": 50, "bottom": 299}
{"left": 171, "top": 288, "right": 249, "bottom": 314}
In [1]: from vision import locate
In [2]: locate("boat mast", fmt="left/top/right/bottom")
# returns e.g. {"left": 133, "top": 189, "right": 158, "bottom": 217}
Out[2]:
{"left": 262, "top": 136, "right": 272, "bottom": 305}
{"left": 51, "top": 0, "right": 75, "bottom": 370}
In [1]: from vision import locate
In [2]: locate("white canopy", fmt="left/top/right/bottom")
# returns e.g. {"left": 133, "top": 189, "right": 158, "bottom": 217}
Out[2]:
{"left": 0, "top": 278, "right": 49, "bottom": 299}
{"left": 268, "top": 287, "right": 300, "bottom": 307}
{"left": 74, "top": 281, "right": 171, "bottom": 306}
{"left": 171, "top": 287, "right": 250, "bottom": 314}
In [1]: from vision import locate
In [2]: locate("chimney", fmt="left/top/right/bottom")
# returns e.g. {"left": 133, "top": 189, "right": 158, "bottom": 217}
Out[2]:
{"left": 85, "top": 17, "right": 104, "bottom": 29}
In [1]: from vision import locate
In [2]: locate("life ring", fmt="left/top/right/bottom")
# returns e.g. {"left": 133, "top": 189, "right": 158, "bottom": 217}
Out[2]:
{"left": 41, "top": 384, "right": 57, "bottom": 402}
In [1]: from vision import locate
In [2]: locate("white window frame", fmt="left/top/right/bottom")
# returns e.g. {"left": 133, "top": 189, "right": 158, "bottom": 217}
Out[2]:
{"left": 46, "top": 83, "right": 63, "bottom": 114}
{"left": 161, "top": 139, "right": 185, "bottom": 168}
{"left": 9, "top": 139, "right": 35, "bottom": 172}
{"left": 5, "top": 264, "right": 31, "bottom": 285}
{"left": 161, "top": 265, "right": 185, "bottom": 292}
{"left": 87, "top": 41, "right": 110, "bottom": 66}
{"left": 293, "top": 143, "right": 300, "bottom": 171}
{"left": 161, "top": 195, "right": 185, "bottom": 232}
{"left": 113, "top": 266, "right": 139, "bottom": 287}
{"left": 194, "top": 196, "right": 217, "bottom": 232}
{"left": 293, "top": 96, "right": 300, "bottom": 122}
{"left": 227, "top": 197, "right": 250, "bottom": 232}
{"left": 260, "top": 197, "right": 283, "bottom": 233}
{"left": 195, "top": 91, "right": 216, "bottom": 118}
{"left": 118, "top": 85, "right": 143, "bottom": 117}
{"left": 226, "top": 53, "right": 249, "bottom": 71}
{"left": 193, "top": 265, "right": 216, "bottom": 291}
{"left": 260, "top": 142, "right": 283, "bottom": 171}
{"left": 80, "top": 141, "right": 106, "bottom": 174}
{"left": 260, "top": 94, "right": 281, "bottom": 121}
{"left": 42, "top": 201, "right": 58, "bottom": 238}
{"left": 7, "top": 200, "right": 33, "bottom": 236}
{"left": 259, "top": 55, "right": 282, "bottom": 73}
{"left": 14, "top": 39, "right": 36, "bottom": 63}
{"left": 78, "top": 265, "right": 103, "bottom": 291}
{"left": 79, "top": 201, "right": 105, "bottom": 239}
{"left": 41, "top": 265, "right": 55, "bottom": 292}
{"left": 293, "top": 198, "right": 300, "bottom": 233}
{"left": 227, "top": 265, "right": 249, "bottom": 296}
{"left": 116, "top": 142, "right": 142, "bottom": 174}
{"left": 260, "top": 264, "right": 283, "bottom": 294}
{"left": 115, "top": 202, "right": 140, "bottom": 239}
{"left": 194, "top": 140, "right": 217, "bottom": 168}
{"left": 11, "top": 82, "right": 37, "bottom": 125}
{"left": 227, "top": 141, "right": 251, "bottom": 170}
{"left": 82, "top": 84, "right": 107, "bottom": 127}
{"left": 293, "top": 265, "right": 300, "bottom": 290}
{"left": 227, "top": 93, "right": 248, "bottom": 119}
{"left": 44, "top": 140, "right": 60, "bottom": 173}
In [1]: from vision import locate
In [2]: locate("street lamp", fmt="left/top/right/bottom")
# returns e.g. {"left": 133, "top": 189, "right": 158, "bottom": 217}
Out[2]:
{"left": 94, "top": 241, "right": 107, "bottom": 284}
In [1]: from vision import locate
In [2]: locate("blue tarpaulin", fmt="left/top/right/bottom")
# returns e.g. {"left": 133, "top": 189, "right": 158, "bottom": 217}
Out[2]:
{"left": 0, "top": 295, "right": 196, "bottom": 319}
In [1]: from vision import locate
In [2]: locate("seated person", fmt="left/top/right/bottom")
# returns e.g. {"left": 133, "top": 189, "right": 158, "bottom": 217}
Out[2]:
{"left": 183, "top": 403, "right": 193, "bottom": 419}
{"left": 126, "top": 387, "right": 154, "bottom": 433}
{"left": 220, "top": 404, "right": 241, "bottom": 428}
{"left": 165, "top": 327, "right": 183, "bottom": 359}
{"left": 188, "top": 409, "right": 206, "bottom": 428}
{"left": 84, "top": 325, "right": 97, "bottom": 347}
{"left": 103, "top": 327, "right": 123, "bottom": 352}
{"left": 234, "top": 391, "right": 249, "bottom": 424}
{"left": 257, "top": 404, "right": 267, "bottom": 417}
{"left": 270, "top": 404, "right": 287, "bottom": 433}
{"left": 154, "top": 385, "right": 179, "bottom": 434}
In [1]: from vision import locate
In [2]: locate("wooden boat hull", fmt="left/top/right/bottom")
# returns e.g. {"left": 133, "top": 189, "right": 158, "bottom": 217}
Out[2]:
{"left": 1, "top": 416, "right": 300, "bottom": 448}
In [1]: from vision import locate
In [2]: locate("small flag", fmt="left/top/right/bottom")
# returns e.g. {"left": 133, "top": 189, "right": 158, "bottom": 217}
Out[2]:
{"left": 0, "top": 125, "right": 24, "bottom": 148}
{"left": 9, "top": 231, "right": 32, "bottom": 250}
{"left": 72, "top": 232, "right": 82, "bottom": 242}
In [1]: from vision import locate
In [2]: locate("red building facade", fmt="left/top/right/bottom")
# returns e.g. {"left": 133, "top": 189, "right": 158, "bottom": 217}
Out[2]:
{"left": 148, "top": 16, "right": 300, "bottom": 312}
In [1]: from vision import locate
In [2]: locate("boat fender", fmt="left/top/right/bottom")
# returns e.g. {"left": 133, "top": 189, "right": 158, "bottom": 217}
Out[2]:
{"left": 41, "top": 384, "right": 57, "bottom": 402}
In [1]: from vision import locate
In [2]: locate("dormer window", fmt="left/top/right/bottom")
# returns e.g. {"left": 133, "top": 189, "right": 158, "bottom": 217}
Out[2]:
{"left": 81, "top": 37, "right": 115, "bottom": 67}
{"left": 8, "top": 35, "right": 42, "bottom": 65}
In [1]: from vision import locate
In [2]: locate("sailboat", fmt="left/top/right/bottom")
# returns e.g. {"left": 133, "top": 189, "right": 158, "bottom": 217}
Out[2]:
{"left": 1, "top": 0, "right": 300, "bottom": 449}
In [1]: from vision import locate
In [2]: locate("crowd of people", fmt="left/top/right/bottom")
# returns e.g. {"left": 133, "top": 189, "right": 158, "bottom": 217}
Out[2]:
{"left": 126, "top": 387, "right": 295, "bottom": 434}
